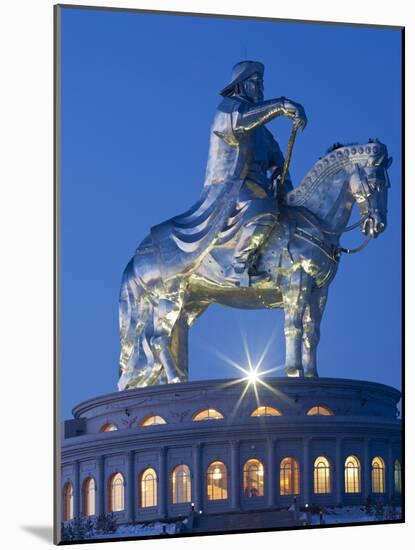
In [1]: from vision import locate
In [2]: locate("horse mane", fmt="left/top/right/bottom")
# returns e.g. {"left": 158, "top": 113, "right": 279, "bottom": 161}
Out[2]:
{"left": 284, "top": 138, "right": 387, "bottom": 208}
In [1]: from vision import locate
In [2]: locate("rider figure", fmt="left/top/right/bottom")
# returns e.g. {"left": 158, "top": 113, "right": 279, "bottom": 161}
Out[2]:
{"left": 204, "top": 60, "right": 307, "bottom": 284}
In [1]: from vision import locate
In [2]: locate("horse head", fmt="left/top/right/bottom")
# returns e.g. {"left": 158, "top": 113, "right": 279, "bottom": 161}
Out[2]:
{"left": 284, "top": 139, "right": 392, "bottom": 239}
{"left": 346, "top": 140, "right": 392, "bottom": 239}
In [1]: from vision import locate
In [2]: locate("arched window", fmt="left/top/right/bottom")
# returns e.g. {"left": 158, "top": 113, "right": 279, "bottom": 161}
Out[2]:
{"left": 243, "top": 459, "right": 264, "bottom": 497}
{"left": 82, "top": 477, "right": 96, "bottom": 516}
{"left": 108, "top": 473, "right": 124, "bottom": 512}
{"left": 206, "top": 461, "right": 228, "bottom": 500}
{"left": 344, "top": 456, "right": 361, "bottom": 493}
{"left": 394, "top": 459, "right": 402, "bottom": 494}
{"left": 140, "top": 468, "right": 158, "bottom": 508}
{"left": 193, "top": 408, "right": 224, "bottom": 421}
{"left": 251, "top": 406, "right": 282, "bottom": 417}
{"left": 306, "top": 406, "right": 334, "bottom": 416}
{"left": 141, "top": 415, "right": 167, "bottom": 426}
{"left": 171, "top": 464, "right": 191, "bottom": 504}
{"left": 101, "top": 423, "right": 118, "bottom": 432}
{"left": 280, "top": 457, "right": 300, "bottom": 496}
{"left": 371, "top": 457, "right": 385, "bottom": 493}
{"left": 314, "top": 456, "right": 331, "bottom": 494}
{"left": 63, "top": 482, "right": 74, "bottom": 521}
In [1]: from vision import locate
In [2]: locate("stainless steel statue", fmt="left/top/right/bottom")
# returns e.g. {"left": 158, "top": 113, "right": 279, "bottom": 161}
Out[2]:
{"left": 118, "top": 61, "right": 392, "bottom": 390}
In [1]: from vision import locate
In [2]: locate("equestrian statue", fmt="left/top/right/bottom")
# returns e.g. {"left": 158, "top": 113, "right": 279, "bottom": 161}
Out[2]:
{"left": 118, "top": 60, "right": 392, "bottom": 390}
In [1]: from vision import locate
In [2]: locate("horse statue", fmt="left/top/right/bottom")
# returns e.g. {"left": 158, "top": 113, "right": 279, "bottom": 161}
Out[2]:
{"left": 118, "top": 140, "right": 391, "bottom": 390}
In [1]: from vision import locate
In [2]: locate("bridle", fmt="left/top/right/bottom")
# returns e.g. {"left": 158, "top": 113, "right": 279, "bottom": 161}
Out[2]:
{"left": 294, "top": 161, "right": 388, "bottom": 258}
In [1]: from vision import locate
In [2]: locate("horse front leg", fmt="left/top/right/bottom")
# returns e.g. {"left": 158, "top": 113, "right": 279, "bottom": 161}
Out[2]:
{"left": 282, "top": 270, "right": 311, "bottom": 377}
{"left": 302, "top": 286, "right": 328, "bottom": 377}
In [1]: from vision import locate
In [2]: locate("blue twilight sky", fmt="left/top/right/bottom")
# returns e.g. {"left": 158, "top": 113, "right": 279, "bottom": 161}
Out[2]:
{"left": 59, "top": 7, "right": 402, "bottom": 420}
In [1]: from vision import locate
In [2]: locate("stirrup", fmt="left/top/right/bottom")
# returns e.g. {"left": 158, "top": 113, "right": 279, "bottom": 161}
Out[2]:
{"left": 225, "top": 262, "right": 249, "bottom": 286}
{"left": 249, "top": 271, "right": 271, "bottom": 284}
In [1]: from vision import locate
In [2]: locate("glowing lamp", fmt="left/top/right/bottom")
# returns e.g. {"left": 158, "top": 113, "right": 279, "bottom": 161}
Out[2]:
{"left": 212, "top": 467, "right": 222, "bottom": 480}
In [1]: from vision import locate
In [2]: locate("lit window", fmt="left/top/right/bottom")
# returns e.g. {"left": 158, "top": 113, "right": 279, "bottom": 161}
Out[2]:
{"left": 193, "top": 408, "right": 224, "bottom": 421}
{"left": 313, "top": 456, "right": 331, "bottom": 494}
{"left": 63, "top": 482, "right": 74, "bottom": 521}
{"left": 108, "top": 472, "right": 124, "bottom": 512}
{"left": 206, "top": 461, "right": 228, "bottom": 500}
{"left": 82, "top": 477, "right": 96, "bottom": 516}
{"left": 372, "top": 457, "right": 385, "bottom": 493}
{"left": 251, "top": 406, "right": 282, "bottom": 417}
{"left": 171, "top": 464, "right": 191, "bottom": 504}
{"left": 394, "top": 460, "right": 402, "bottom": 494}
{"left": 344, "top": 456, "right": 361, "bottom": 493}
{"left": 140, "top": 468, "right": 158, "bottom": 508}
{"left": 280, "top": 457, "right": 300, "bottom": 496}
{"left": 141, "top": 415, "right": 167, "bottom": 426}
{"left": 306, "top": 406, "right": 334, "bottom": 416}
{"left": 101, "top": 423, "right": 118, "bottom": 432}
{"left": 243, "top": 459, "right": 264, "bottom": 497}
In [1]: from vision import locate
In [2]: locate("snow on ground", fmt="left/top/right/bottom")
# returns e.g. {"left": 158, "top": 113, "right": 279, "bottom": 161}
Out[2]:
{"left": 89, "top": 521, "right": 177, "bottom": 539}
{"left": 309, "top": 506, "right": 402, "bottom": 525}
{"left": 84, "top": 508, "right": 401, "bottom": 539}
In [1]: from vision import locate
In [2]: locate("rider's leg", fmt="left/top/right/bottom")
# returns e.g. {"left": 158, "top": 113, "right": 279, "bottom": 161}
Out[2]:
{"left": 232, "top": 213, "right": 278, "bottom": 274}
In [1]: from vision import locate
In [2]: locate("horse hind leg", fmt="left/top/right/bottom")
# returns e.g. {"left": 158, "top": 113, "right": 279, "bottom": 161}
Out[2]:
{"left": 302, "top": 286, "right": 328, "bottom": 378}
{"left": 151, "top": 298, "right": 186, "bottom": 384}
{"left": 118, "top": 263, "right": 151, "bottom": 390}
{"left": 168, "top": 302, "right": 210, "bottom": 382}
{"left": 165, "top": 312, "right": 190, "bottom": 381}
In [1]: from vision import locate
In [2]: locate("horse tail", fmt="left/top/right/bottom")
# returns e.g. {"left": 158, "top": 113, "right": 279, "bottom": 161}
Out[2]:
{"left": 118, "top": 259, "right": 157, "bottom": 390}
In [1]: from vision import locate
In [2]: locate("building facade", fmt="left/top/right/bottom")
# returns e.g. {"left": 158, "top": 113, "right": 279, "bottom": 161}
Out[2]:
{"left": 61, "top": 377, "right": 402, "bottom": 525}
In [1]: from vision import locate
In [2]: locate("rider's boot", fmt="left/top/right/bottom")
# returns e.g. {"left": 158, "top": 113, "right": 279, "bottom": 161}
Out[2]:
{"left": 225, "top": 216, "right": 276, "bottom": 286}
{"left": 224, "top": 259, "right": 251, "bottom": 287}
{"left": 225, "top": 258, "right": 271, "bottom": 287}
{"left": 248, "top": 257, "right": 271, "bottom": 284}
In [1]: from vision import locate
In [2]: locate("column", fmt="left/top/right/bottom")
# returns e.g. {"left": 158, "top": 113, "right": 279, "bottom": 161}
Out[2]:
{"left": 74, "top": 460, "right": 81, "bottom": 518}
{"left": 387, "top": 441, "right": 394, "bottom": 499}
{"left": 230, "top": 440, "right": 240, "bottom": 510}
{"left": 159, "top": 447, "right": 168, "bottom": 518}
{"left": 192, "top": 443, "right": 203, "bottom": 512}
{"left": 335, "top": 437, "right": 343, "bottom": 505}
{"left": 97, "top": 455, "right": 106, "bottom": 515}
{"left": 363, "top": 439, "right": 370, "bottom": 499}
{"left": 267, "top": 438, "right": 277, "bottom": 507}
{"left": 127, "top": 451, "right": 136, "bottom": 523}
{"left": 303, "top": 438, "right": 311, "bottom": 505}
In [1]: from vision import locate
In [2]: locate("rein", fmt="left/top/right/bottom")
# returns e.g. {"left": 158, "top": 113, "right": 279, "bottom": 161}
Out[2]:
{"left": 338, "top": 237, "right": 371, "bottom": 255}
{"left": 323, "top": 214, "right": 369, "bottom": 235}
{"left": 295, "top": 210, "right": 373, "bottom": 258}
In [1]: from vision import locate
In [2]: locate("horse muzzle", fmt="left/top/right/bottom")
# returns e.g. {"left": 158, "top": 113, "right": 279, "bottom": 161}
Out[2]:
{"left": 362, "top": 214, "right": 386, "bottom": 238}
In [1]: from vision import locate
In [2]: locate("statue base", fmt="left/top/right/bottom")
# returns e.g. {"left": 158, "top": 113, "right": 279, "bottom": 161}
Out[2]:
{"left": 61, "top": 377, "right": 401, "bottom": 532}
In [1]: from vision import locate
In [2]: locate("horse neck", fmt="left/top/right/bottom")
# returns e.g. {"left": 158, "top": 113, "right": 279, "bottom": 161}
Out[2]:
{"left": 291, "top": 161, "right": 356, "bottom": 234}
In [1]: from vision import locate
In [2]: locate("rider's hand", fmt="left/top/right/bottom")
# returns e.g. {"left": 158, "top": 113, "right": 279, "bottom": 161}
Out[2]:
{"left": 293, "top": 103, "right": 307, "bottom": 131}
{"left": 283, "top": 99, "right": 307, "bottom": 131}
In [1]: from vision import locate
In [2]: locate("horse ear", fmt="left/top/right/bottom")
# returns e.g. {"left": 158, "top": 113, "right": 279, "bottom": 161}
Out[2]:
{"left": 386, "top": 156, "right": 393, "bottom": 168}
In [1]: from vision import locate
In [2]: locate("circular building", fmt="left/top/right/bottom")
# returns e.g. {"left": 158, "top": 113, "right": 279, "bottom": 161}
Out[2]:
{"left": 61, "top": 377, "right": 402, "bottom": 529}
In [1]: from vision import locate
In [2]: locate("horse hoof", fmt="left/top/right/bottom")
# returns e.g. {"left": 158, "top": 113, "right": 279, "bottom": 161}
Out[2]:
{"left": 304, "top": 369, "right": 318, "bottom": 378}
{"left": 285, "top": 366, "right": 304, "bottom": 377}
{"left": 169, "top": 377, "right": 182, "bottom": 384}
